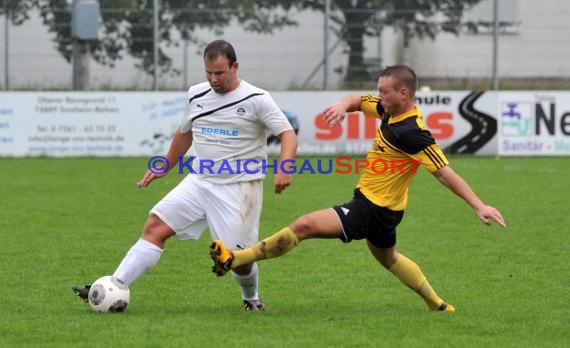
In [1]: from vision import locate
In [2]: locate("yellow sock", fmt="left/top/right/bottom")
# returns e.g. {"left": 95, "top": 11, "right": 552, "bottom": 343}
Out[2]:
{"left": 389, "top": 254, "right": 444, "bottom": 310}
{"left": 232, "top": 227, "right": 299, "bottom": 268}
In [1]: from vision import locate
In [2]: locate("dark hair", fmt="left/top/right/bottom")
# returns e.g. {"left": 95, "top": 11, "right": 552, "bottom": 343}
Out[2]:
{"left": 203, "top": 40, "right": 237, "bottom": 68}
{"left": 379, "top": 65, "right": 417, "bottom": 97}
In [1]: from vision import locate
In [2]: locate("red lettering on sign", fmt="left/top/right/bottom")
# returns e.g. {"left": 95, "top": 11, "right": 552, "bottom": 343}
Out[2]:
{"left": 315, "top": 112, "right": 379, "bottom": 140}
{"left": 315, "top": 113, "right": 342, "bottom": 140}
{"left": 426, "top": 112, "right": 453, "bottom": 140}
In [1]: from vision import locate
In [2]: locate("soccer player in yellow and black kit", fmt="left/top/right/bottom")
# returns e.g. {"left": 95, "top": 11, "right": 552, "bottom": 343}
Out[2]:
{"left": 210, "top": 65, "right": 506, "bottom": 312}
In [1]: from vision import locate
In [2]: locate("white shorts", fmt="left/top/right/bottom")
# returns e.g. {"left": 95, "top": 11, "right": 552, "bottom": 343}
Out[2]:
{"left": 150, "top": 175, "right": 263, "bottom": 249}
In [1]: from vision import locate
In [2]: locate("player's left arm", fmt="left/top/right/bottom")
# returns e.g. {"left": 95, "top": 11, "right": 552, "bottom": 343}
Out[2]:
{"left": 433, "top": 166, "right": 506, "bottom": 228}
{"left": 274, "top": 129, "right": 297, "bottom": 194}
{"left": 256, "top": 93, "right": 298, "bottom": 193}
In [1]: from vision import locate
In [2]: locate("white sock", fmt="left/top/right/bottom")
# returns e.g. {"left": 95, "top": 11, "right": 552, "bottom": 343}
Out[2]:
{"left": 112, "top": 239, "right": 163, "bottom": 286}
{"left": 231, "top": 262, "right": 259, "bottom": 300}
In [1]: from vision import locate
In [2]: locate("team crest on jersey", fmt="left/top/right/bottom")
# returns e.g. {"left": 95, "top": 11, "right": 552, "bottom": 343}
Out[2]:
{"left": 237, "top": 107, "right": 246, "bottom": 115}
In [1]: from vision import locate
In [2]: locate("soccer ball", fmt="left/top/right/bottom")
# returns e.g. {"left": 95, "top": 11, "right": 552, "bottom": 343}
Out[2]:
{"left": 88, "top": 276, "right": 130, "bottom": 313}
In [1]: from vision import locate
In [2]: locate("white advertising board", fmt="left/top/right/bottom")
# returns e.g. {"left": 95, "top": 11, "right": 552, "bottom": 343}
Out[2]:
{"left": 1, "top": 90, "right": 569, "bottom": 157}
{"left": 498, "top": 91, "right": 570, "bottom": 156}
{"left": 0, "top": 92, "right": 183, "bottom": 157}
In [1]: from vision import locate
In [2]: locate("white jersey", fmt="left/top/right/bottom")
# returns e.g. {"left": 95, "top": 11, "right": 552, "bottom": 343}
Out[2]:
{"left": 180, "top": 80, "right": 293, "bottom": 184}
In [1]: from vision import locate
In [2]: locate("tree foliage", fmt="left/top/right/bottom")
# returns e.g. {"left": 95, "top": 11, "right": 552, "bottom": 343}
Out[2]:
{"left": 293, "top": 0, "right": 483, "bottom": 85}
{"left": 1, "top": 0, "right": 481, "bottom": 86}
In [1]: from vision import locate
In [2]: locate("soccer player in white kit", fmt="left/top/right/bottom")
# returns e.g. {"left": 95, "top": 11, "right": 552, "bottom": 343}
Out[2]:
{"left": 73, "top": 40, "right": 298, "bottom": 311}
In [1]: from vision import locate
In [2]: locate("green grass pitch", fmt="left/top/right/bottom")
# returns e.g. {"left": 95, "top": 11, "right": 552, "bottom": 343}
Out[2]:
{"left": 0, "top": 156, "right": 567, "bottom": 347}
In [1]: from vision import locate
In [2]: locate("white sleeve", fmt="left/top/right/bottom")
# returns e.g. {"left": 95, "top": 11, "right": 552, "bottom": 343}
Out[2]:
{"left": 257, "top": 93, "right": 294, "bottom": 136}
{"left": 179, "top": 102, "right": 192, "bottom": 133}
{"left": 179, "top": 86, "right": 194, "bottom": 133}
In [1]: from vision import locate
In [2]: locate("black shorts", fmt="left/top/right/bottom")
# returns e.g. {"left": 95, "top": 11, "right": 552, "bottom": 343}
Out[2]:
{"left": 332, "top": 188, "right": 404, "bottom": 249}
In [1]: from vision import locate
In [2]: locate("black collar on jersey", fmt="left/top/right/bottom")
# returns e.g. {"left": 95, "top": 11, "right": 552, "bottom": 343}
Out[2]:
{"left": 191, "top": 92, "right": 264, "bottom": 122}
{"left": 188, "top": 88, "right": 211, "bottom": 104}
{"left": 380, "top": 115, "right": 436, "bottom": 154}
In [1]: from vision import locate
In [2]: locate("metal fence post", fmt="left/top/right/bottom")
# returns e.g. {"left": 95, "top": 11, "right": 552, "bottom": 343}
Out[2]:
{"left": 323, "top": 0, "right": 331, "bottom": 90}
{"left": 4, "top": 1, "right": 9, "bottom": 90}
{"left": 153, "top": 0, "right": 159, "bottom": 91}
{"left": 492, "top": 0, "right": 499, "bottom": 90}
{"left": 72, "top": 41, "right": 90, "bottom": 90}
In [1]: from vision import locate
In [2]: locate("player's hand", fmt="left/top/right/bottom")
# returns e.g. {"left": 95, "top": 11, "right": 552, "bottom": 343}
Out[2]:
{"left": 137, "top": 170, "right": 166, "bottom": 188}
{"left": 321, "top": 104, "right": 347, "bottom": 127}
{"left": 274, "top": 172, "right": 292, "bottom": 194}
{"left": 476, "top": 205, "right": 506, "bottom": 228}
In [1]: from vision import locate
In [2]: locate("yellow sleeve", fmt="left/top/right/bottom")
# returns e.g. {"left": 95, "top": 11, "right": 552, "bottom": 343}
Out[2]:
{"left": 408, "top": 143, "right": 449, "bottom": 173}
{"left": 360, "top": 94, "right": 384, "bottom": 120}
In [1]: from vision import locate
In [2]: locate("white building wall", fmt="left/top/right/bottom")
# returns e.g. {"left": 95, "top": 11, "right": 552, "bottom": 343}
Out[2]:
{"left": 1, "top": 1, "right": 570, "bottom": 90}
{"left": 401, "top": 0, "right": 570, "bottom": 78}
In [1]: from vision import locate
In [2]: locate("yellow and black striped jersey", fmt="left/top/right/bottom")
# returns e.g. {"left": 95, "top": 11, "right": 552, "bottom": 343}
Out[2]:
{"left": 357, "top": 94, "right": 448, "bottom": 210}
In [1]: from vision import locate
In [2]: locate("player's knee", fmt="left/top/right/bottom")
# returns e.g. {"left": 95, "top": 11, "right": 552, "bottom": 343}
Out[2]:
{"left": 368, "top": 241, "right": 398, "bottom": 269}
{"left": 141, "top": 214, "right": 174, "bottom": 247}
{"left": 290, "top": 215, "right": 315, "bottom": 240}
{"left": 379, "top": 250, "right": 398, "bottom": 269}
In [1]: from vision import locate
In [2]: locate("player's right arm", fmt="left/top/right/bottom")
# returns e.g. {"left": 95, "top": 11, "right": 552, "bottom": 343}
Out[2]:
{"left": 137, "top": 129, "right": 193, "bottom": 188}
{"left": 433, "top": 166, "right": 506, "bottom": 228}
{"left": 321, "top": 94, "right": 383, "bottom": 127}
{"left": 321, "top": 94, "right": 362, "bottom": 127}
